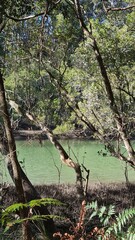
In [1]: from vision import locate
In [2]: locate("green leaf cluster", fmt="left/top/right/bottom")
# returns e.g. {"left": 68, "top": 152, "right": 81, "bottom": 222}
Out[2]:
{"left": 86, "top": 201, "right": 135, "bottom": 239}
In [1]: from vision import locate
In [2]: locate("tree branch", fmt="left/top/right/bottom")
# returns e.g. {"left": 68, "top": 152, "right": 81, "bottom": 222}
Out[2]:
{"left": 102, "top": 0, "right": 135, "bottom": 14}
{"left": 0, "top": 20, "right": 7, "bottom": 32}
{"left": 4, "top": 0, "right": 61, "bottom": 22}
{"left": 73, "top": 0, "right": 135, "bottom": 166}
{"left": 106, "top": 5, "right": 135, "bottom": 13}
{"left": 116, "top": 87, "right": 135, "bottom": 101}
{"left": 4, "top": 11, "right": 46, "bottom": 22}
{"left": 9, "top": 100, "right": 85, "bottom": 197}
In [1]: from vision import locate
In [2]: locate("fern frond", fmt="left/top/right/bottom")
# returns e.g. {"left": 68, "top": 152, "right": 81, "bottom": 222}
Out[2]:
{"left": 28, "top": 198, "right": 63, "bottom": 208}
{"left": 3, "top": 202, "right": 27, "bottom": 214}
{"left": 1, "top": 198, "right": 63, "bottom": 229}
{"left": 99, "top": 206, "right": 106, "bottom": 218}
{"left": 108, "top": 205, "right": 115, "bottom": 216}
{"left": 105, "top": 207, "right": 135, "bottom": 238}
{"left": 86, "top": 200, "right": 98, "bottom": 211}
{"left": 3, "top": 214, "right": 63, "bottom": 233}
{"left": 3, "top": 198, "right": 62, "bottom": 215}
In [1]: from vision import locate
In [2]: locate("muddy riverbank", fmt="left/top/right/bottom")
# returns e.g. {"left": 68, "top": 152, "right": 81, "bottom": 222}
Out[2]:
{"left": 13, "top": 129, "right": 93, "bottom": 140}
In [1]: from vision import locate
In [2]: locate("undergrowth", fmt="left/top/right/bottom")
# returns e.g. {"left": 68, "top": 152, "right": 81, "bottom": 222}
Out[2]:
{"left": 1, "top": 183, "right": 135, "bottom": 239}
{"left": 0, "top": 198, "right": 135, "bottom": 239}
{"left": 54, "top": 200, "right": 135, "bottom": 239}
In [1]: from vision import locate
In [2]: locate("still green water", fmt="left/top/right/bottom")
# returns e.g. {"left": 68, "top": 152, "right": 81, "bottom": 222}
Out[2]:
{"left": 1, "top": 140, "right": 135, "bottom": 185}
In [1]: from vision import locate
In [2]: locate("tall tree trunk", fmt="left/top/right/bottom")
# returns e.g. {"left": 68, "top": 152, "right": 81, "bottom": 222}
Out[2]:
{"left": 0, "top": 71, "right": 26, "bottom": 203}
{"left": 0, "top": 70, "right": 55, "bottom": 239}
{"left": 0, "top": 70, "right": 30, "bottom": 239}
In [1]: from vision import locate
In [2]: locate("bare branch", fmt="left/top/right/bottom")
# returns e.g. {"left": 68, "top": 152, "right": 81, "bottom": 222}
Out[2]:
{"left": 4, "top": 11, "right": 46, "bottom": 22}
{"left": 4, "top": 0, "right": 60, "bottom": 22}
{"left": 74, "top": 0, "right": 90, "bottom": 37}
{"left": 106, "top": 5, "right": 135, "bottom": 13}
{"left": 102, "top": 1, "right": 135, "bottom": 14}
{"left": 116, "top": 87, "right": 135, "bottom": 101}
{"left": 44, "top": 64, "right": 98, "bottom": 133}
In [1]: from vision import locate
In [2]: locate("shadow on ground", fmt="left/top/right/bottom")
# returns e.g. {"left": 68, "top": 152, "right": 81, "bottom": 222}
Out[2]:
{"left": 2, "top": 182, "right": 135, "bottom": 233}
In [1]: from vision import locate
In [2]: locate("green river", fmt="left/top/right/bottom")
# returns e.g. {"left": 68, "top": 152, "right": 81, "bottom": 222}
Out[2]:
{"left": 0, "top": 140, "right": 135, "bottom": 185}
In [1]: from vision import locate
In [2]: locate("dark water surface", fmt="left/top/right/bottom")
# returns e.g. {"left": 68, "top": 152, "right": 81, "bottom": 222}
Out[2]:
{"left": 1, "top": 140, "right": 135, "bottom": 185}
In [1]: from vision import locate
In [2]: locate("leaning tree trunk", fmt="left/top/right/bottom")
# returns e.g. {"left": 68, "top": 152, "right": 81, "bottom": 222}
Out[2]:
{"left": 8, "top": 100, "right": 87, "bottom": 199}
{"left": 26, "top": 114, "right": 85, "bottom": 199}
{"left": 91, "top": 38, "right": 135, "bottom": 166}
{"left": 0, "top": 70, "right": 55, "bottom": 239}
{"left": 74, "top": 0, "right": 135, "bottom": 168}
{"left": 41, "top": 124, "right": 85, "bottom": 198}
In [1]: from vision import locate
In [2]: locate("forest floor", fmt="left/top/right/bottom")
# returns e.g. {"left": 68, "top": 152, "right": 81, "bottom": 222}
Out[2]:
{"left": 1, "top": 182, "right": 135, "bottom": 238}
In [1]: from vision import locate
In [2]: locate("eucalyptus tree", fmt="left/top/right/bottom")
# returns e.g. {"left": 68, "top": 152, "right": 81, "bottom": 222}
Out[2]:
{"left": 2, "top": 7, "right": 84, "bottom": 224}
{"left": 72, "top": 0, "right": 135, "bottom": 167}
{"left": 3, "top": 1, "right": 135, "bottom": 174}
{"left": 29, "top": 0, "right": 134, "bottom": 169}
{"left": 1, "top": 0, "right": 135, "bottom": 213}
{"left": 61, "top": 1, "right": 134, "bottom": 165}
{"left": 32, "top": 0, "right": 135, "bottom": 168}
{"left": 64, "top": 6, "right": 135, "bottom": 163}
{"left": 0, "top": 1, "right": 60, "bottom": 239}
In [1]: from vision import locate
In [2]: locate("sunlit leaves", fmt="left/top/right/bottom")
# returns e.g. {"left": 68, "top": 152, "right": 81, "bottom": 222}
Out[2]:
{"left": 1, "top": 0, "right": 135, "bottom": 143}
